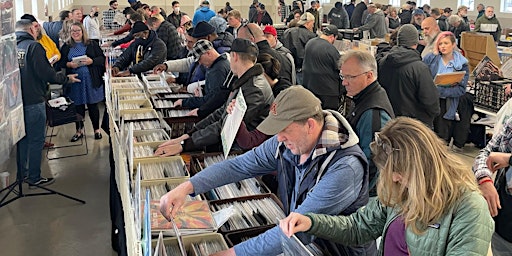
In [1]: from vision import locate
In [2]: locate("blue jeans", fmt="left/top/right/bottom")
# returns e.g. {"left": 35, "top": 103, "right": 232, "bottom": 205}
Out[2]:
{"left": 16, "top": 102, "right": 46, "bottom": 182}
{"left": 296, "top": 71, "right": 303, "bottom": 86}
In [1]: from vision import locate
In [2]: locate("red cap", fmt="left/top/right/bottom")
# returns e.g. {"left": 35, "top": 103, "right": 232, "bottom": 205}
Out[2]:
{"left": 263, "top": 25, "right": 277, "bottom": 37}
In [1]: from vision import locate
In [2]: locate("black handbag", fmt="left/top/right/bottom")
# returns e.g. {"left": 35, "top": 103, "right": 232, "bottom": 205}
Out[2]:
{"left": 46, "top": 98, "right": 79, "bottom": 127}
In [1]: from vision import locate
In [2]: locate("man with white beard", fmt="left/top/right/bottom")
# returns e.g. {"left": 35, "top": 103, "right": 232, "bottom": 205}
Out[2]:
{"left": 420, "top": 17, "right": 440, "bottom": 58}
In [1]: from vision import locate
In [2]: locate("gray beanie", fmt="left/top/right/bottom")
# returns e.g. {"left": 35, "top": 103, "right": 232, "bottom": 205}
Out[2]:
{"left": 397, "top": 24, "right": 419, "bottom": 47}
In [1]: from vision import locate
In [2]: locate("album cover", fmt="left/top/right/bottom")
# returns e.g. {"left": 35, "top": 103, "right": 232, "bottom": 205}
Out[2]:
{"left": 0, "top": 121, "right": 11, "bottom": 164}
{"left": 3, "top": 36, "right": 17, "bottom": 75}
{"left": 5, "top": 70, "right": 21, "bottom": 109}
{"left": 9, "top": 104, "right": 25, "bottom": 145}
{"left": 0, "top": 82, "right": 6, "bottom": 125}
{"left": 149, "top": 200, "right": 216, "bottom": 235}
{"left": 0, "top": 0, "right": 15, "bottom": 35}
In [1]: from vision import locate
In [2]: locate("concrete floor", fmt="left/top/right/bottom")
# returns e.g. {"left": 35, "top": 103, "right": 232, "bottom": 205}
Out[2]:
{"left": 0, "top": 112, "right": 484, "bottom": 256}
{"left": 0, "top": 117, "right": 116, "bottom": 256}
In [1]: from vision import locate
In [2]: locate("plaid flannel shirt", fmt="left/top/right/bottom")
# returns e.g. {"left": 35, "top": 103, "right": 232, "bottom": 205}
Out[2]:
{"left": 473, "top": 115, "right": 512, "bottom": 180}
{"left": 103, "top": 9, "right": 122, "bottom": 30}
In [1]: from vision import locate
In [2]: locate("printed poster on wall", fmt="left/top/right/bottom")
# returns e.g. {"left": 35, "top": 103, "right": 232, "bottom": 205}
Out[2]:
{"left": 0, "top": 121, "right": 11, "bottom": 164}
{"left": 9, "top": 104, "right": 25, "bottom": 144}
{"left": 0, "top": 81, "right": 6, "bottom": 125}
{"left": 5, "top": 69, "right": 21, "bottom": 109}
{"left": 0, "top": 0, "right": 14, "bottom": 36}
{"left": 3, "top": 36, "right": 17, "bottom": 75}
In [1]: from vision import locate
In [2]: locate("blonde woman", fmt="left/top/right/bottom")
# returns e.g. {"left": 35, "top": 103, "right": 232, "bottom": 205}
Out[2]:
{"left": 57, "top": 22, "right": 106, "bottom": 141}
{"left": 280, "top": 117, "right": 494, "bottom": 255}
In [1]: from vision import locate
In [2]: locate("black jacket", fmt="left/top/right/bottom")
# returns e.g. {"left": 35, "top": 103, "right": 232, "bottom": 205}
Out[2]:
{"left": 166, "top": 11, "right": 186, "bottom": 29}
{"left": 186, "top": 64, "right": 274, "bottom": 150}
{"left": 303, "top": 37, "right": 341, "bottom": 96}
{"left": 256, "top": 40, "right": 293, "bottom": 86}
{"left": 57, "top": 40, "right": 106, "bottom": 89}
{"left": 350, "top": 2, "right": 367, "bottom": 28}
{"left": 250, "top": 11, "right": 273, "bottom": 25}
{"left": 438, "top": 16, "right": 449, "bottom": 31}
{"left": 113, "top": 30, "right": 167, "bottom": 74}
{"left": 282, "top": 26, "right": 317, "bottom": 69}
{"left": 377, "top": 45, "right": 440, "bottom": 127}
{"left": 399, "top": 9, "right": 412, "bottom": 25}
{"left": 328, "top": 6, "right": 350, "bottom": 29}
{"left": 16, "top": 31, "right": 70, "bottom": 105}
{"left": 156, "top": 20, "right": 181, "bottom": 60}
{"left": 182, "top": 54, "right": 231, "bottom": 118}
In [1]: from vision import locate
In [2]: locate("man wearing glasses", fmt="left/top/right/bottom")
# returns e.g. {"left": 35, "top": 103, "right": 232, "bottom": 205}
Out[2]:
{"left": 159, "top": 86, "right": 374, "bottom": 255}
{"left": 339, "top": 50, "right": 394, "bottom": 197}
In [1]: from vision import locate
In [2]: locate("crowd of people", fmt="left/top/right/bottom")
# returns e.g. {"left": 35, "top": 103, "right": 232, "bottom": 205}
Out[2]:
{"left": 12, "top": 0, "right": 512, "bottom": 255}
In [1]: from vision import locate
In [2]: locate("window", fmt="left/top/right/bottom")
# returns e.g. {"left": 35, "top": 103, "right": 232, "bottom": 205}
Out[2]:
{"left": 15, "top": 0, "right": 24, "bottom": 20}
{"left": 416, "top": 0, "right": 430, "bottom": 7}
{"left": 502, "top": 0, "right": 512, "bottom": 13}
{"left": 388, "top": 0, "right": 400, "bottom": 7}
{"left": 458, "top": 0, "right": 475, "bottom": 11}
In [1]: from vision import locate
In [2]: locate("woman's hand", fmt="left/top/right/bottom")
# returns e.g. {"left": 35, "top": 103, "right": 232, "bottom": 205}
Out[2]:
{"left": 486, "top": 152, "right": 512, "bottom": 172}
{"left": 83, "top": 57, "right": 94, "bottom": 66}
{"left": 67, "top": 61, "right": 79, "bottom": 69}
{"left": 279, "top": 212, "right": 312, "bottom": 237}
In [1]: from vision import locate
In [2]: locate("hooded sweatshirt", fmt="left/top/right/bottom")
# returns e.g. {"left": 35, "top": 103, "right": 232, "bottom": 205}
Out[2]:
{"left": 192, "top": 6, "right": 216, "bottom": 26}
{"left": 357, "top": 9, "right": 387, "bottom": 38}
{"left": 423, "top": 50, "right": 469, "bottom": 120}
{"left": 378, "top": 45, "right": 440, "bottom": 127}
{"left": 190, "top": 110, "right": 368, "bottom": 255}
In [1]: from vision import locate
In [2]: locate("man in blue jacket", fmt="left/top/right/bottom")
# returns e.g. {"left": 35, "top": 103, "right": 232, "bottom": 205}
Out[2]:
{"left": 159, "top": 86, "right": 374, "bottom": 255}
{"left": 192, "top": 0, "right": 215, "bottom": 26}
{"left": 15, "top": 19, "right": 80, "bottom": 187}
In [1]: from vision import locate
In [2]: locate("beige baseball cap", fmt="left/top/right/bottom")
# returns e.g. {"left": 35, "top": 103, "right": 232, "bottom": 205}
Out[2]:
{"left": 257, "top": 86, "right": 322, "bottom": 135}
{"left": 298, "top": 12, "right": 315, "bottom": 25}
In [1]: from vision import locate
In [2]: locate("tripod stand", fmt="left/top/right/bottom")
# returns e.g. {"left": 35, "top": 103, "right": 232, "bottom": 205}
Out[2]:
{"left": 0, "top": 176, "right": 85, "bottom": 208}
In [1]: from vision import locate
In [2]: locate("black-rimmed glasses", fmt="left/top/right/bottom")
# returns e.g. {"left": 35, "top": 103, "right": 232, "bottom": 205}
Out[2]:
{"left": 374, "top": 132, "right": 400, "bottom": 155}
{"left": 241, "top": 21, "right": 256, "bottom": 39}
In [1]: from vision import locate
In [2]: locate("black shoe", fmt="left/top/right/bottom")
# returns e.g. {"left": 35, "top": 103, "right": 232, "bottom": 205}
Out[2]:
{"left": 94, "top": 132, "right": 102, "bottom": 140}
{"left": 70, "top": 133, "right": 83, "bottom": 142}
{"left": 28, "top": 177, "right": 55, "bottom": 189}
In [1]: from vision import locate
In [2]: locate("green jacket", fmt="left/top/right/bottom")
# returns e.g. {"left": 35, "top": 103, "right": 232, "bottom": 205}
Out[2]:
{"left": 305, "top": 191, "right": 493, "bottom": 255}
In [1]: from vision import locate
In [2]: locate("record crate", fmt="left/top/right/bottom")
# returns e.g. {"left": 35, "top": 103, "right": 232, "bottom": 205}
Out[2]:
{"left": 208, "top": 194, "right": 285, "bottom": 233}
{"left": 160, "top": 109, "right": 201, "bottom": 138}
{"left": 224, "top": 226, "right": 274, "bottom": 247}
{"left": 189, "top": 152, "right": 271, "bottom": 201}
{"left": 474, "top": 79, "right": 512, "bottom": 112}
{"left": 133, "top": 155, "right": 190, "bottom": 181}
{"left": 151, "top": 233, "right": 229, "bottom": 256}
{"left": 140, "top": 178, "right": 202, "bottom": 201}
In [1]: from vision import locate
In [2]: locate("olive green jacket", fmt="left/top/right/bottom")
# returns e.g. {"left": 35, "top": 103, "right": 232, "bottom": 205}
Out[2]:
{"left": 305, "top": 191, "right": 493, "bottom": 255}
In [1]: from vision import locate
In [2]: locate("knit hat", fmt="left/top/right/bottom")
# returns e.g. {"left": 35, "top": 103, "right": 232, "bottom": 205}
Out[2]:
{"left": 191, "top": 21, "right": 215, "bottom": 38}
{"left": 298, "top": 12, "right": 315, "bottom": 25}
{"left": 131, "top": 21, "right": 149, "bottom": 34}
{"left": 230, "top": 38, "right": 258, "bottom": 57}
{"left": 397, "top": 24, "right": 419, "bottom": 47}
{"left": 443, "top": 7, "right": 453, "bottom": 13}
{"left": 180, "top": 15, "right": 192, "bottom": 27}
{"left": 128, "top": 0, "right": 137, "bottom": 4}
{"left": 191, "top": 39, "right": 214, "bottom": 61}
{"left": 209, "top": 16, "right": 227, "bottom": 34}
{"left": 263, "top": 25, "right": 277, "bottom": 36}
{"left": 20, "top": 14, "right": 37, "bottom": 23}
{"left": 257, "top": 86, "right": 322, "bottom": 135}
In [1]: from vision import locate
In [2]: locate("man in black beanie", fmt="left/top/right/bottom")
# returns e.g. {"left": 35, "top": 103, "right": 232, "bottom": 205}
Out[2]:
{"left": 111, "top": 21, "right": 167, "bottom": 76}
{"left": 377, "top": 24, "right": 440, "bottom": 128}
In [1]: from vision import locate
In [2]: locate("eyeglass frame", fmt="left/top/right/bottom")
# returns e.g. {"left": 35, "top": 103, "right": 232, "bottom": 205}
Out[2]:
{"left": 374, "top": 132, "right": 400, "bottom": 155}
{"left": 339, "top": 70, "right": 371, "bottom": 81}
{"left": 240, "top": 21, "right": 256, "bottom": 39}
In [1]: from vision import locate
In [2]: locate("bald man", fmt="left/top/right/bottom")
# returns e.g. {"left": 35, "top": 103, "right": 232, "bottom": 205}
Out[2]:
{"left": 237, "top": 23, "right": 293, "bottom": 85}
{"left": 420, "top": 17, "right": 441, "bottom": 58}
